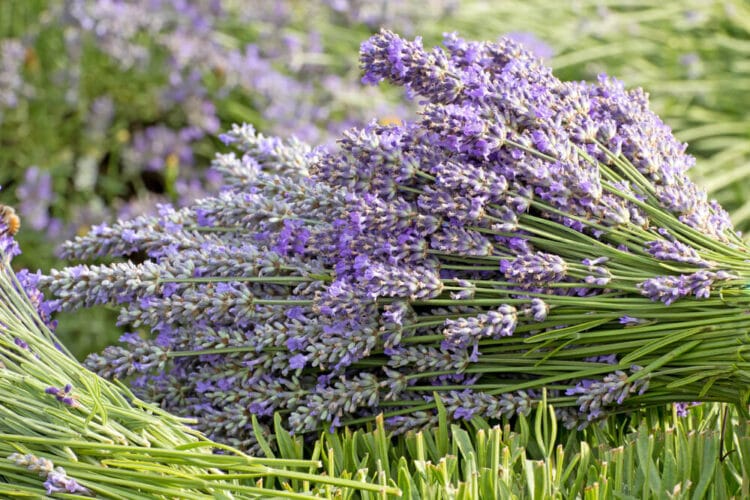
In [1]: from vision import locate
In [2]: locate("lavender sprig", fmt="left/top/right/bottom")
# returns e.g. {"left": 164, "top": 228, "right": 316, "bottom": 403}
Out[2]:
{"left": 8, "top": 453, "right": 90, "bottom": 496}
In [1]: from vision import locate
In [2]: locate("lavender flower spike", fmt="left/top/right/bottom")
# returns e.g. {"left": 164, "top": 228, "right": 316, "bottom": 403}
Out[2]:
{"left": 443, "top": 305, "right": 517, "bottom": 347}
{"left": 645, "top": 239, "right": 710, "bottom": 267}
{"left": 8, "top": 453, "right": 89, "bottom": 495}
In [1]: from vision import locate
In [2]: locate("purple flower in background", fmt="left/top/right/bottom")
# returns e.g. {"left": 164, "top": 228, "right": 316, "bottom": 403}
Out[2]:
{"left": 16, "top": 167, "right": 56, "bottom": 232}
{"left": 64, "top": 0, "right": 163, "bottom": 68}
{"left": 85, "top": 96, "right": 115, "bottom": 142}
{"left": 505, "top": 32, "right": 554, "bottom": 60}
{"left": 125, "top": 125, "right": 198, "bottom": 172}
{"left": 161, "top": 69, "right": 220, "bottom": 133}
{"left": 679, "top": 53, "right": 702, "bottom": 79}
{"left": 325, "top": 0, "right": 458, "bottom": 33}
{"left": 0, "top": 39, "right": 30, "bottom": 111}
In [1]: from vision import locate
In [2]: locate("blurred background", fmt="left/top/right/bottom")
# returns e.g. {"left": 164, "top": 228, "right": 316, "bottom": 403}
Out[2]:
{"left": 1, "top": 0, "right": 749, "bottom": 358}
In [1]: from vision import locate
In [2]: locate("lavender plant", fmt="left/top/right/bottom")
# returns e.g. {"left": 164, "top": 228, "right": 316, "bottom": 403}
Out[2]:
{"left": 448, "top": 0, "right": 750, "bottom": 231}
{"left": 0, "top": 211, "right": 401, "bottom": 498}
{"left": 42, "top": 31, "right": 750, "bottom": 452}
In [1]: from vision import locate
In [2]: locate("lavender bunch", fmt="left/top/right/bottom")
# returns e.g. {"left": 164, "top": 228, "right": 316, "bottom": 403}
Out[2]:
{"left": 0, "top": 202, "right": 396, "bottom": 498}
{"left": 44, "top": 31, "right": 750, "bottom": 447}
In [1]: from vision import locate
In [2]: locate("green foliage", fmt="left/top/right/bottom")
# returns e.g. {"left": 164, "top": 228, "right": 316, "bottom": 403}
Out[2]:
{"left": 263, "top": 400, "right": 750, "bottom": 499}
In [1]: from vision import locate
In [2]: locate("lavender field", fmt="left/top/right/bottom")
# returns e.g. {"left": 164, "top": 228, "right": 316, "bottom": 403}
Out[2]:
{"left": 2, "top": 1, "right": 750, "bottom": 498}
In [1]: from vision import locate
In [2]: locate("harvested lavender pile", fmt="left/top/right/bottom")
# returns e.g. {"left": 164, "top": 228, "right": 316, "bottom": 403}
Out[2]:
{"left": 0, "top": 207, "right": 397, "bottom": 498}
{"left": 42, "top": 30, "right": 750, "bottom": 451}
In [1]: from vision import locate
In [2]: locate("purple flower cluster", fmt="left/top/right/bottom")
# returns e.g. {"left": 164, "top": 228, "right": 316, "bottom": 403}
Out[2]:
{"left": 8, "top": 453, "right": 89, "bottom": 496}
{"left": 6, "top": 1, "right": 425, "bottom": 248}
{"left": 41, "top": 30, "right": 748, "bottom": 448}
{"left": 644, "top": 239, "right": 710, "bottom": 267}
{"left": 501, "top": 252, "right": 567, "bottom": 289}
{"left": 565, "top": 367, "right": 649, "bottom": 427}
{"left": 45, "top": 383, "right": 79, "bottom": 408}
{"left": 324, "top": 0, "right": 457, "bottom": 33}
{"left": 15, "top": 167, "right": 60, "bottom": 235}
{"left": 443, "top": 306, "right": 517, "bottom": 348}
{"left": 638, "top": 270, "right": 736, "bottom": 305}
{"left": 60, "top": 0, "right": 411, "bottom": 147}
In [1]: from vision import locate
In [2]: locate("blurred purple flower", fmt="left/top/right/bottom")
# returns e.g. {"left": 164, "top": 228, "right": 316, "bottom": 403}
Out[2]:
{"left": 505, "top": 32, "right": 554, "bottom": 60}
{"left": 16, "top": 167, "right": 56, "bottom": 232}
{"left": 0, "top": 39, "right": 29, "bottom": 111}
{"left": 126, "top": 125, "right": 199, "bottom": 172}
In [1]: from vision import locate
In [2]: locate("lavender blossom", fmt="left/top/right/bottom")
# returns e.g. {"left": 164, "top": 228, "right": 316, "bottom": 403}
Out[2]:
{"left": 8, "top": 453, "right": 89, "bottom": 495}
{"left": 84, "top": 336, "right": 168, "bottom": 379}
{"left": 289, "top": 373, "right": 387, "bottom": 432}
{"left": 386, "top": 344, "right": 474, "bottom": 373}
{"left": 619, "top": 315, "right": 648, "bottom": 326}
{"left": 639, "top": 270, "right": 736, "bottom": 305}
{"left": 527, "top": 298, "right": 549, "bottom": 322}
{"left": 360, "top": 263, "right": 443, "bottom": 300}
{"left": 443, "top": 305, "right": 517, "bottom": 347}
{"left": 565, "top": 367, "right": 649, "bottom": 426}
{"left": 441, "top": 390, "right": 533, "bottom": 421}
{"left": 360, "top": 30, "right": 464, "bottom": 103}
{"left": 44, "top": 383, "right": 79, "bottom": 408}
{"left": 501, "top": 252, "right": 568, "bottom": 287}
{"left": 674, "top": 401, "right": 701, "bottom": 417}
{"left": 645, "top": 239, "right": 710, "bottom": 267}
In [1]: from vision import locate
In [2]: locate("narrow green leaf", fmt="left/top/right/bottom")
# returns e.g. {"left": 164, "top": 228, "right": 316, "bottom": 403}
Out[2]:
{"left": 434, "top": 393, "right": 449, "bottom": 459}
{"left": 251, "top": 414, "right": 275, "bottom": 459}
{"left": 621, "top": 327, "right": 703, "bottom": 365}
{"left": 691, "top": 430, "right": 718, "bottom": 500}
{"left": 628, "top": 340, "right": 701, "bottom": 382}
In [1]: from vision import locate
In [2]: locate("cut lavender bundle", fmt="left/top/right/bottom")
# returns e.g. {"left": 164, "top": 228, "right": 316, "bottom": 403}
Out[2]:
{"left": 0, "top": 206, "right": 397, "bottom": 498}
{"left": 43, "top": 30, "right": 750, "bottom": 447}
